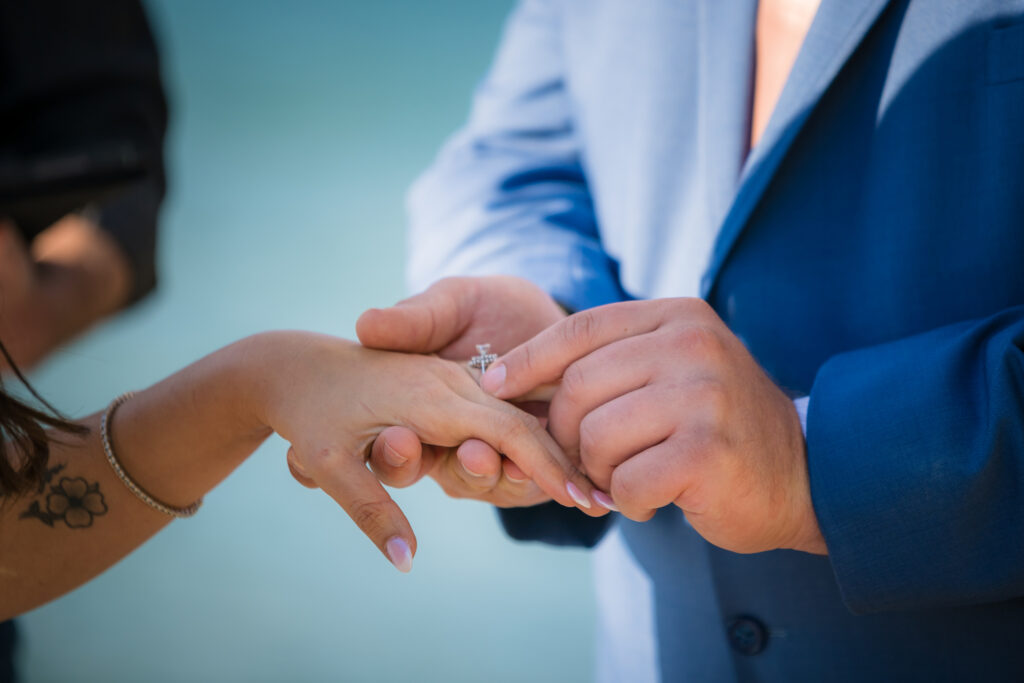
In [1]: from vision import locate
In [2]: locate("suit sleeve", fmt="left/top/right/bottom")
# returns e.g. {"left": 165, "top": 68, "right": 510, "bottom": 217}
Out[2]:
{"left": 406, "top": 0, "right": 627, "bottom": 312}
{"left": 406, "top": 0, "right": 623, "bottom": 547}
{"left": 807, "top": 306, "right": 1024, "bottom": 613}
{"left": 0, "top": 0, "right": 168, "bottom": 303}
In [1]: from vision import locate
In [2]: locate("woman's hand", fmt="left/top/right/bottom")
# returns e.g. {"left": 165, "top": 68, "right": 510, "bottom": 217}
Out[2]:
{"left": 246, "top": 331, "right": 603, "bottom": 572}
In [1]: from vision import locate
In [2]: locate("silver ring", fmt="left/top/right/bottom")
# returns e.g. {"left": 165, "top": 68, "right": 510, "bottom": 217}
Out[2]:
{"left": 469, "top": 343, "right": 498, "bottom": 374}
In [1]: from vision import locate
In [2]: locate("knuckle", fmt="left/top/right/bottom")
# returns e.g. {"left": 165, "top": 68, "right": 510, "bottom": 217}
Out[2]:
{"left": 517, "top": 409, "right": 543, "bottom": 432}
{"left": 685, "top": 296, "right": 714, "bottom": 316}
{"left": 565, "top": 310, "right": 599, "bottom": 347}
{"left": 303, "top": 446, "right": 338, "bottom": 475}
{"left": 676, "top": 413, "right": 725, "bottom": 465}
{"left": 610, "top": 470, "right": 643, "bottom": 508}
{"left": 578, "top": 414, "right": 605, "bottom": 462}
{"left": 694, "top": 379, "right": 730, "bottom": 426}
{"left": 349, "top": 498, "right": 393, "bottom": 536}
{"left": 670, "top": 296, "right": 714, "bottom": 323}
{"left": 518, "top": 340, "right": 540, "bottom": 377}
{"left": 435, "top": 356, "right": 468, "bottom": 386}
{"left": 498, "top": 414, "right": 532, "bottom": 444}
{"left": 559, "top": 362, "right": 589, "bottom": 401}
{"left": 669, "top": 325, "right": 724, "bottom": 359}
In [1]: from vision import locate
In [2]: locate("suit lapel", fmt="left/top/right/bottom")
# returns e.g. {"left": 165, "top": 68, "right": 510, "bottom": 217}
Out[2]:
{"left": 700, "top": 0, "right": 893, "bottom": 297}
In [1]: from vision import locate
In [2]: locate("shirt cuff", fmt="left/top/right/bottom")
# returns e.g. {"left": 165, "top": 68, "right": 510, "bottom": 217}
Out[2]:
{"left": 793, "top": 395, "right": 810, "bottom": 436}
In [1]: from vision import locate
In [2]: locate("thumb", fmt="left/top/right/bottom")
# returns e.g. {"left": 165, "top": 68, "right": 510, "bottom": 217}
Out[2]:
{"left": 356, "top": 278, "right": 477, "bottom": 353}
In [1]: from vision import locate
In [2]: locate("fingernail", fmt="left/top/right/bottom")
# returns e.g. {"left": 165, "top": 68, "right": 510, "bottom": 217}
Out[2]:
{"left": 383, "top": 443, "right": 408, "bottom": 468}
{"left": 505, "top": 472, "right": 530, "bottom": 484}
{"left": 463, "top": 464, "right": 488, "bottom": 478}
{"left": 566, "top": 481, "right": 592, "bottom": 509}
{"left": 593, "top": 491, "right": 619, "bottom": 512}
{"left": 385, "top": 536, "right": 413, "bottom": 573}
{"left": 480, "top": 363, "right": 506, "bottom": 395}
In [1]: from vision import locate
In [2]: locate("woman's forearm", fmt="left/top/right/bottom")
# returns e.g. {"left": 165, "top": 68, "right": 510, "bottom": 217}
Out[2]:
{"left": 0, "top": 331, "right": 601, "bottom": 619}
{"left": 0, "top": 335, "right": 273, "bottom": 619}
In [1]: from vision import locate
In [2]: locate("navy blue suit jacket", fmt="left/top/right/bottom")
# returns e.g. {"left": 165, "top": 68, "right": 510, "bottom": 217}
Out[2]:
{"left": 409, "top": 0, "right": 1024, "bottom": 679}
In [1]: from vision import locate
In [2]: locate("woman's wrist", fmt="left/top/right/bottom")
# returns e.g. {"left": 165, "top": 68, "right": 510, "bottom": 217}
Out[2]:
{"left": 216, "top": 332, "right": 296, "bottom": 439}
{"left": 107, "top": 335, "right": 280, "bottom": 508}
{"left": 232, "top": 331, "right": 361, "bottom": 440}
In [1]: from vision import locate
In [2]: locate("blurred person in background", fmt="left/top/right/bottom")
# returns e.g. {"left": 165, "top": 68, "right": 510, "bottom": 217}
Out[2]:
{"left": 0, "top": 0, "right": 166, "bottom": 370}
{"left": 0, "top": 0, "right": 166, "bottom": 678}
{"left": 359, "top": 0, "right": 1024, "bottom": 680}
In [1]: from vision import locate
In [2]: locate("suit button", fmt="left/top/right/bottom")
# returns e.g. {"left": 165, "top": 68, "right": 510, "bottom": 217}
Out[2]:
{"left": 726, "top": 616, "right": 768, "bottom": 656}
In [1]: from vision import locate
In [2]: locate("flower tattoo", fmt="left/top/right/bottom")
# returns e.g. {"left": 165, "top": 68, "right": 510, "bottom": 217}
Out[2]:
{"left": 19, "top": 469, "right": 108, "bottom": 529}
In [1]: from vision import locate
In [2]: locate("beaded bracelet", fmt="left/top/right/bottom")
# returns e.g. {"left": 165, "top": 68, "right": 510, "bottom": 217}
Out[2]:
{"left": 101, "top": 392, "right": 203, "bottom": 518}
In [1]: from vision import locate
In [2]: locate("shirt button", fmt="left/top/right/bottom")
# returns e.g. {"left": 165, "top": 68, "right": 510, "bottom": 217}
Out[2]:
{"left": 726, "top": 615, "right": 768, "bottom": 656}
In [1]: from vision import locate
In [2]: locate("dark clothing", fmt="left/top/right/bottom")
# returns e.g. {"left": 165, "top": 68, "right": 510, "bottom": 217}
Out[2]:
{"left": 0, "top": 0, "right": 168, "bottom": 302}
{"left": 0, "top": 2, "right": 167, "bottom": 680}
{"left": 0, "top": 621, "right": 13, "bottom": 683}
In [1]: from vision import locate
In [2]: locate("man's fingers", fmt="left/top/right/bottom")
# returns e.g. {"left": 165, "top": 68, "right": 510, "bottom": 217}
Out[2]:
{"left": 368, "top": 426, "right": 432, "bottom": 488}
{"left": 481, "top": 300, "right": 665, "bottom": 400}
{"left": 456, "top": 439, "right": 503, "bottom": 480}
{"left": 575, "top": 387, "right": 678, "bottom": 491}
{"left": 433, "top": 439, "right": 502, "bottom": 495}
{"left": 502, "top": 458, "right": 529, "bottom": 483}
{"left": 356, "top": 278, "right": 476, "bottom": 353}
{"left": 609, "top": 438, "right": 690, "bottom": 522}
{"left": 545, "top": 334, "right": 659, "bottom": 456}
{"left": 299, "top": 446, "right": 417, "bottom": 573}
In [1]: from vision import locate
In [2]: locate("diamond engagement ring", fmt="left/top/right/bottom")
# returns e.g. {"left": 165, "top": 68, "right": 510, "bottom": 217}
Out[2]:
{"left": 469, "top": 343, "right": 498, "bottom": 374}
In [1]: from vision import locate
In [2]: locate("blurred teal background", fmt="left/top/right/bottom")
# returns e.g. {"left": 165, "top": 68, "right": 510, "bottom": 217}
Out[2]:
{"left": 19, "top": 1, "right": 596, "bottom": 681}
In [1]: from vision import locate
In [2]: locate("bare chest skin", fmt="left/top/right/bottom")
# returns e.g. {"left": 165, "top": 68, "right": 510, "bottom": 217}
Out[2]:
{"left": 750, "top": 0, "right": 822, "bottom": 148}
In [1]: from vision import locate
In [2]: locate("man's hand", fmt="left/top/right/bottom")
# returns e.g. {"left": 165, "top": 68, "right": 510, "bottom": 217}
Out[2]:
{"left": 0, "top": 216, "right": 133, "bottom": 369}
{"left": 480, "top": 298, "right": 827, "bottom": 555}
{"left": 356, "top": 275, "right": 567, "bottom": 359}
{"left": 355, "top": 276, "right": 591, "bottom": 508}
{"left": 361, "top": 425, "right": 552, "bottom": 508}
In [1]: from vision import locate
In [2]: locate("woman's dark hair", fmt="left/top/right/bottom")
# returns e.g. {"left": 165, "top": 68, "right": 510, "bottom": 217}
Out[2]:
{"left": 0, "top": 339, "right": 88, "bottom": 498}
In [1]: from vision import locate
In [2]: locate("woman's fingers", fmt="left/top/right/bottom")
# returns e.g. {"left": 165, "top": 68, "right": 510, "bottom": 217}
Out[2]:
{"left": 456, "top": 400, "right": 608, "bottom": 515}
{"left": 296, "top": 445, "right": 417, "bottom": 573}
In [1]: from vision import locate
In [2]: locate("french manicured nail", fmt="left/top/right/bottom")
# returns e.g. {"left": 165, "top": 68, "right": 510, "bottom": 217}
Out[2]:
{"left": 385, "top": 536, "right": 413, "bottom": 573}
{"left": 566, "top": 481, "right": 591, "bottom": 509}
{"left": 480, "top": 363, "right": 507, "bottom": 395}
{"left": 383, "top": 443, "right": 408, "bottom": 468}
{"left": 593, "top": 491, "right": 619, "bottom": 511}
